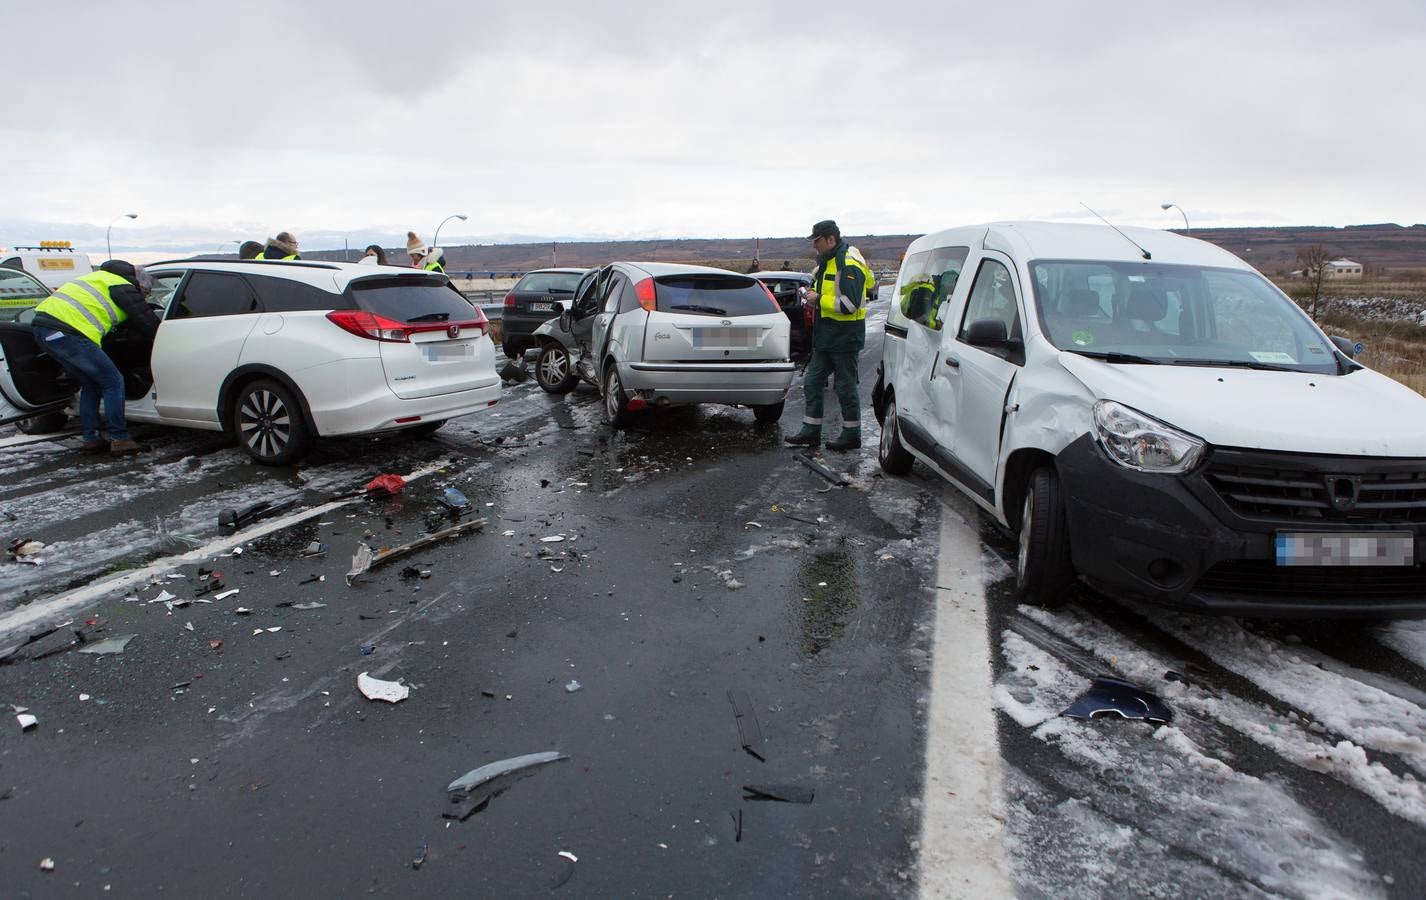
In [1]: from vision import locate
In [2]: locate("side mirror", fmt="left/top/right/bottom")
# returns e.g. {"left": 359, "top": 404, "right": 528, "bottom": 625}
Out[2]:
{"left": 1329, "top": 335, "right": 1363, "bottom": 359}
{"left": 964, "top": 317, "right": 1011, "bottom": 347}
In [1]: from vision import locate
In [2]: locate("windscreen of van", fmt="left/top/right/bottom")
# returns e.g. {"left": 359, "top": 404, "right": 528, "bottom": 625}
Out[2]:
{"left": 655, "top": 274, "right": 778, "bottom": 317}
{"left": 1031, "top": 260, "right": 1341, "bottom": 375}
{"left": 349, "top": 276, "right": 480, "bottom": 323}
{"left": 0, "top": 268, "right": 50, "bottom": 321}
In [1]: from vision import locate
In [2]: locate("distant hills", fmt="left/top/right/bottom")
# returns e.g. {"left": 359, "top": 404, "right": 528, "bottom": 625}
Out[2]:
{"left": 305, "top": 224, "right": 1426, "bottom": 275}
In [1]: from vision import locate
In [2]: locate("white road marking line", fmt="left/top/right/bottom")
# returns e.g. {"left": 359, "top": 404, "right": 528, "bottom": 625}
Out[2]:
{"left": 918, "top": 502, "right": 1013, "bottom": 899}
{"left": 0, "top": 429, "right": 78, "bottom": 450}
{"left": 0, "top": 461, "right": 450, "bottom": 640}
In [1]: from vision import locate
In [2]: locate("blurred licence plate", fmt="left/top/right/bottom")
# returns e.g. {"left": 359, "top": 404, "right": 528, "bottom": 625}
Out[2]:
{"left": 530, "top": 302, "right": 553, "bottom": 312}
{"left": 424, "top": 343, "right": 474, "bottom": 361}
{"left": 1274, "top": 532, "right": 1414, "bottom": 567}
{"left": 692, "top": 327, "right": 757, "bottom": 349}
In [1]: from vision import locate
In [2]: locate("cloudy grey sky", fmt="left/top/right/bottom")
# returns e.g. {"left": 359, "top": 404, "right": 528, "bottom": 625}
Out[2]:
{"left": 2, "top": 0, "right": 1422, "bottom": 257}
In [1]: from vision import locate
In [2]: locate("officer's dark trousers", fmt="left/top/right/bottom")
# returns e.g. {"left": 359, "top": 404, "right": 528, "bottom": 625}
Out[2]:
{"left": 801, "top": 349, "right": 860, "bottom": 430}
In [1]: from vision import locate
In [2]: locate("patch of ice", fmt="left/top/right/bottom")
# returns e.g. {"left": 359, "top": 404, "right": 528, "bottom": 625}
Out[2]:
{"left": 1020, "top": 605, "right": 1426, "bottom": 828}
{"left": 996, "top": 628, "right": 1385, "bottom": 899}
{"left": 1145, "top": 610, "right": 1426, "bottom": 774}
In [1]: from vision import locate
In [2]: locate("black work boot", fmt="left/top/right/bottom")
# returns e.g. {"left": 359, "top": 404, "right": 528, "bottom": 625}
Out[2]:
{"left": 783, "top": 425, "right": 821, "bottom": 448}
{"left": 825, "top": 428, "right": 862, "bottom": 452}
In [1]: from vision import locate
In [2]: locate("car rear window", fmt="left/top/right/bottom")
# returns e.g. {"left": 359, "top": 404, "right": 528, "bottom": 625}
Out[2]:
{"left": 348, "top": 276, "right": 478, "bottom": 323}
{"left": 514, "top": 272, "right": 582, "bottom": 294}
{"left": 655, "top": 274, "right": 776, "bottom": 317}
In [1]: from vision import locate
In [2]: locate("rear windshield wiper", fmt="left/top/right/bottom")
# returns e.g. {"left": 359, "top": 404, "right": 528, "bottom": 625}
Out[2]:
{"left": 1067, "top": 350, "right": 1161, "bottom": 365}
{"left": 407, "top": 312, "right": 450, "bottom": 322}
{"left": 668, "top": 304, "right": 729, "bottom": 315}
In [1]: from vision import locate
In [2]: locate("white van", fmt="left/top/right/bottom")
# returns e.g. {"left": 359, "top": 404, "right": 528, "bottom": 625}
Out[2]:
{"left": 0, "top": 243, "right": 95, "bottom": 290}
{"left": 872, "top": 221, "right": 1426, "bottom": 617}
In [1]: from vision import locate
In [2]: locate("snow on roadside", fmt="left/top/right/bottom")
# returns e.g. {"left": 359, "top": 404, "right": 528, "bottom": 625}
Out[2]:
{"left": 1145, "top": 612, "right": 1426, "bottom": 775}
{"left": 995, "top": 629, "right": 1386, "bottom": 900}
{"left": 1379, "top": 619, "right": 1426, "bottom": 670}
{"left": 1020, "top": 605, "right": 1426, "bottom": 828}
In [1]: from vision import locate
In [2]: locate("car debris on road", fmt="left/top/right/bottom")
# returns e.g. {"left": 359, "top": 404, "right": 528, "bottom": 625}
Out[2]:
{"left": 346, "top": 517, "right": 486, "bottom": 585}
{"left": 445, "top": 751, "right": 569, "bottom": 821}
{"left": 357, "top": 671, "right": 409, "bottom": 703}
{"left": 1062, "top": 675, "right": 1173, "bottom": 725}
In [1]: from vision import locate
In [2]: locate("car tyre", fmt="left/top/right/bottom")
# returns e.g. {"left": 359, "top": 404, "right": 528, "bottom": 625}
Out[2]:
{"left": 231, "top": 378, "right": 312, "bottom": 466}
{"left": 752, "top": 401, "right": 784, "bottom": 425}
{"left": 1015, "top": 467, "right": 1074, "bottom": 607}
{"left": 602, "top": 363, "right": 630, "bottom": 427}
{"left": 17, "top": 411, "right": 67, "bottom": 434}
{"left": 536, "top": 343, "right": 578, "bottom": 394}
{"left": 878, "top": 397, "right": 913, "bottom": 476}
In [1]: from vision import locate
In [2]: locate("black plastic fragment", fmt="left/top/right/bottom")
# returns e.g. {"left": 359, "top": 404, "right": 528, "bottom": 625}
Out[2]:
{"left": 743, "top": 783, "right": 815, "bottom": 804}
{"left": 795, "top": 453, "right": 850, "bottom": 486}
{"left": 219, "top": 497, "right": 299, "bottom": 529}
{"left": 1062, "top": 676, "right": 1173, "bottom": 725}
{"left": 728, "top": 689, "right": 765, "bottom": 762}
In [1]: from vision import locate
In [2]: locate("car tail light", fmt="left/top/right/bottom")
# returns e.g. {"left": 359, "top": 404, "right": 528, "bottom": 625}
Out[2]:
{"left": 326, "top": 310, "right": 410, "bottom": 342}
{"left": 469, "top": 305, "right": 489, "bottom": 337}
{"left": 503, "top": 293, "right": 516, "bottom": 309}
{"left": 759, "top": 282, "right": 781, "bottom": 312}
{"left": 635, "top": 277, "right": 657, "bottom": 312}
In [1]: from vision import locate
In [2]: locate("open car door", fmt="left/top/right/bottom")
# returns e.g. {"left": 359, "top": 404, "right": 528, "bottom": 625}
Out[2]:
{"left": 0, "top": 319, "right": 74, "bottom": 426}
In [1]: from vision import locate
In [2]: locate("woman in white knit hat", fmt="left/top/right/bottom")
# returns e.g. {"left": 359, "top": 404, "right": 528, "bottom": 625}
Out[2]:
{"left": 406, "top": 231, "right": 444, "bottom": 273}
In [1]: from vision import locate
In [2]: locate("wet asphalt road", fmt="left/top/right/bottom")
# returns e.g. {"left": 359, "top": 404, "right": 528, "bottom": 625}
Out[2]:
{"left": 0, "top": 304, "right": 947, "bottom": 897}
{"left": 4, "top": 298, "right": 1426, "bottom": 898}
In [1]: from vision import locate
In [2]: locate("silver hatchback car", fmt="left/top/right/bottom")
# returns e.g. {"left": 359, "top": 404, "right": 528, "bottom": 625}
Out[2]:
{"left": 531, "top": 262, "right": 794, "bottom": 425}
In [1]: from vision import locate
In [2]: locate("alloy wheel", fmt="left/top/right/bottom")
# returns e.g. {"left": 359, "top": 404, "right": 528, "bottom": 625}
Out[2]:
{"left": 605, "top": 368, "right": 621, "bottom": 421}
{"left": 238, "top": 389, "right": 291, "bottom": 461}
{"left": 539, "top": 347, "right": 569, "bottom": 386}
{"left": 1018, "top": 492, "right": 1034, "bottom": 582}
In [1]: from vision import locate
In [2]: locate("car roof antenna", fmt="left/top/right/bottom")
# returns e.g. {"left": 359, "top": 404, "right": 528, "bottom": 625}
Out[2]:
{"left": 1079, "top": 203, "right": 1151, "bottom": 260}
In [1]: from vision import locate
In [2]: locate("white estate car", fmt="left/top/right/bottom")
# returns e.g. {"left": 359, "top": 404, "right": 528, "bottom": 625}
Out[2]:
{"left": 874, "top": 222, "right": 1426, "bottom": 617}
{"left": 0, "top": 259, "right": 501, "bottom": 463}
{"left": 531, "top": 262, "right": 795, "bottom": 425}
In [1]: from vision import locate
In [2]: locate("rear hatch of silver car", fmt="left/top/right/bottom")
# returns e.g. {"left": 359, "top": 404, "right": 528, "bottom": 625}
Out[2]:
{"left": 346, "top": 276, "right": 494, "bottom": 400}
{"left": 638, "top": 273, "right": 789, "bottom": 363}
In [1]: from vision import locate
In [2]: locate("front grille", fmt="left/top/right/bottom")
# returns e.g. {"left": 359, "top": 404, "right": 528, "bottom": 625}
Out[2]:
{"left": 1204, "top": 456, "right": 1426, "bottom": 523}
{"left": 1196, "top": 560, "right": 1426, "bottom": 600}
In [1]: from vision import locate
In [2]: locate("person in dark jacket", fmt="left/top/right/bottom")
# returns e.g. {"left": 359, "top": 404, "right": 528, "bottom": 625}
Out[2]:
{"left": 30, "top": 261, "right": 161, "bottom": 455}
{"left": 261, "top": 231, "right": 300, "bottom": 260}
{"left": 785, "top": 220, "right": 872, "bottom": 451}
{"left": 238, "top": 240, "right": 264, "bottom": 260}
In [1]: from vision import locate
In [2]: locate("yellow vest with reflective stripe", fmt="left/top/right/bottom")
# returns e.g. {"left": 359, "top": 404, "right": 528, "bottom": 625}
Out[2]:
{"left": 34, "top": 270, "right": 131, "bottom": 345}
{"left": 818, "top": 245, "right": 871, "bottom": 323}
{"left": 424, "top": 259, "right": 444, "bottom": 273}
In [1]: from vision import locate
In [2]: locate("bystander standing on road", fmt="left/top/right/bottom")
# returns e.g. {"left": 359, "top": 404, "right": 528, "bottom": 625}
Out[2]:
{"left": 784, "top": 219, "right": 872, "bottom": 452}
{"left": 28, "top": 261, "right": 160, "bottom": 456}
{"left": 358, "top": 244, "right": 389, "bottom": 266}
{"left": 238, "top": 240, "right": 264, "bottom": 260}
{"left": 260, "top": 231, "right": 300, "bottom": 260}
{"left": 406, "top": 232, "right": 444, "bottom": 272}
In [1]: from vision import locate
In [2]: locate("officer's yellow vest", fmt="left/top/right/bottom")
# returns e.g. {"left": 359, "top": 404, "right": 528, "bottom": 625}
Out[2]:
{"left": 424, "top": 259, "right": 444, "bottom": 273}
{"left": 818, "top": 246, "right": 871, "bottom": 323}
{"left": 34, "top": 270, "right": 131, "bottom": 345}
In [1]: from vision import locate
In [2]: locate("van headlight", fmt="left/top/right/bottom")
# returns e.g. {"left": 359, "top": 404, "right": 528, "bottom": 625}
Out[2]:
{"left": 1093, "top": 400, "right": 1205, "bottom": 474}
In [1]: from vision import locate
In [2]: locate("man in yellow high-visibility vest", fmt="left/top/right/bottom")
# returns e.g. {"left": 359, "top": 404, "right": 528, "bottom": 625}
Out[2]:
{"left": 785, "top": 220, "right": 871, "bottom": 452}
{"left": 30, "top": 261, "right": 161, "bottom": 456}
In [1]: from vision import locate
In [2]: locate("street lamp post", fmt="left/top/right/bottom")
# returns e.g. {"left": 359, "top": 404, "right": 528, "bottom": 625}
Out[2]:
{"left": 432, "top": 214, "right": 468, "bottom": 257}
{"left": 107, "top": 212, "right": 138, "bottom": 259}
{"left": 1160, "top": 202, "right": 1190, "bottom": 232}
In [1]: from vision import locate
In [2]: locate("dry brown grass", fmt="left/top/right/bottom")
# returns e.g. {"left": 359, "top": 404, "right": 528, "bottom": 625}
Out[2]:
{"left": 1312, "top": 306, "right": 1426, "bottom": 394}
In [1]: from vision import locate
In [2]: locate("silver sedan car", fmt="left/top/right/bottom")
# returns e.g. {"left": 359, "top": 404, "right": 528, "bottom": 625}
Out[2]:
{"left": 531, "top": 262, "right": 794, "bottom": 425}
